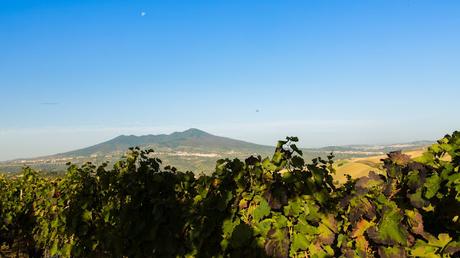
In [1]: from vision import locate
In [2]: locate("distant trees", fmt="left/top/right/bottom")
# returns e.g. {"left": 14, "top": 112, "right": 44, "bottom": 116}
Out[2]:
{"left": 1, "top": 132, "right": 460, "bottom": 257}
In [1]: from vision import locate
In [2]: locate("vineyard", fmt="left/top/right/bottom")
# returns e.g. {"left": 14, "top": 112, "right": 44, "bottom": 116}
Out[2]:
{"left": 1, "top": 132, "right": 460, "bottom": 257}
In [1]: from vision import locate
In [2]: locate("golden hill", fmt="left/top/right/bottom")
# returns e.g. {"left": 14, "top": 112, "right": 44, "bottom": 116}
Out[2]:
{"left": 333, "top": 149, "right": 427, "bottom": 184}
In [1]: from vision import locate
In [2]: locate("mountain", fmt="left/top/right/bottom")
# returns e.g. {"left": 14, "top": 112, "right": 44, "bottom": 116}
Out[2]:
{"left": 0, "top": 129, "right": 275, "bottom": 174}
{"left": 58, "top": 128, "right": 273, "bottom": 157}
{"left": 0, "top": 128, "right": 433, "bottom": 175}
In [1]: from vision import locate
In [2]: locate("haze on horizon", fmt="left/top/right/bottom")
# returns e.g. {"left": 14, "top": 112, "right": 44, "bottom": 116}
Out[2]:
{"left": 1, "top": 0, "right": 459, "bottom": 161}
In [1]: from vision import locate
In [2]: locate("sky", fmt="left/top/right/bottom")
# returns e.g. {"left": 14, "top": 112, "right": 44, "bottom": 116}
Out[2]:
{"left": 1, "top": 0, "right": 460, "bottom": 160}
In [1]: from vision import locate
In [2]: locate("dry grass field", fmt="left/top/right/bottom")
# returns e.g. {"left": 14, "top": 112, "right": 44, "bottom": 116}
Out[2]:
{"left": 333, "top": 149, "right": 427, "bottom": 183}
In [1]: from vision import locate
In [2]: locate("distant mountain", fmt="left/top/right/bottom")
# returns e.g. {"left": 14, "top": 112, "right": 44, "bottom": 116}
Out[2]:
{"left": 58, "top": 128, "right": 273, "bottom": 157}
{"left": 0, "top": 129, "right": 276, "bottom": 174}
{"left": 0, "top": 128, "right": 433, "bottom": 175}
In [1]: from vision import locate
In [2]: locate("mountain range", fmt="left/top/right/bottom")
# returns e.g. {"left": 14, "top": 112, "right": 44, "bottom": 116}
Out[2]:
{"left": 0, "top": 128, "right": 432, "bottom": 175}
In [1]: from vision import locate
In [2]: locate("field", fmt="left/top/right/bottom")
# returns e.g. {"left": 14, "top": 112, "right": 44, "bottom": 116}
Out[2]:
{"left": 334, "top": 149, "right": 426, "bottom": 183}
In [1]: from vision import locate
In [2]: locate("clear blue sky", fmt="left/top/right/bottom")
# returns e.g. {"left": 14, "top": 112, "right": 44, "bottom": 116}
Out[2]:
{"left": 1, "top": 0, "right": 459, "bottom": 160}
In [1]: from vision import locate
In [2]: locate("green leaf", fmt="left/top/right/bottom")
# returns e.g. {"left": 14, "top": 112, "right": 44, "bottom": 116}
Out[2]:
{"left": 294, "top": 216, "right": 317, "bottom": 235}
{"left": 291, "top": 233, "right": 309, "bottom": 252}
{"left": 427, "top": 233, "right": 452, "bottom": 248}
{"left": 368, "top": 207, "right": 408, "bottom": 245}
{"left": 424, "top": 174, "right": 441, "bottom": 199}
{"left": 82, "top": 210, "right": 92, "bottom": 222}
{"left": 410, "top": 240, "right": 439, "bottom": 258}
{"left": 50, "top": 241, "right": 59, "bottom": 256}
{"left": 283, "top": 198, "right": 303, "bottom": 217}
{"left": 253, "top": 198, "right": 271, "bottom": 222}
{"left": 272, "top": 151, "right": 284, "bottom": 164}
{"left": 254, "top": 219, "right": 272, "bottom": 237}
{"left": 222, "top": 218, "right": 237, "bottom": 237}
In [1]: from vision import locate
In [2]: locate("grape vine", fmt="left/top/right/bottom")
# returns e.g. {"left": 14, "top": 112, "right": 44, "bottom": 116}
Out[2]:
{"left": 1, "top": 132, "right": 460, "bottom": 257}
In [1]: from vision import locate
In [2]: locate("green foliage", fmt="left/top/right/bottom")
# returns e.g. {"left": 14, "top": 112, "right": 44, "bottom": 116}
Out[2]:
{"left": 1, "top": 132, "right": 460, "bottom": 257}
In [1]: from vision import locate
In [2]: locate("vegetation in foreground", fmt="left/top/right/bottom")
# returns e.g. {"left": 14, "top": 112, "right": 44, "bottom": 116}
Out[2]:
{"left": 1, "top": 132, "right": 460, "bottom": 257}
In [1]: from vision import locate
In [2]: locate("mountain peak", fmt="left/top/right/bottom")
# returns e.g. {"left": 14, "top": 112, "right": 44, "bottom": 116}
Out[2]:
{"left": 176, "top": 128, "right": 211, "bottom": 137}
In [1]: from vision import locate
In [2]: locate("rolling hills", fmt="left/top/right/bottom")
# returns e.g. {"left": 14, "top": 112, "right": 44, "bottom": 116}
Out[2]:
{"left": 333, "top": 149, "right": 427, "bottom": 183}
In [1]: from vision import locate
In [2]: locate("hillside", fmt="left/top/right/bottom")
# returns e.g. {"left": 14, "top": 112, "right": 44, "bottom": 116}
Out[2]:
{"left": 333, "top": 148, "right": 427, "bottom": 183}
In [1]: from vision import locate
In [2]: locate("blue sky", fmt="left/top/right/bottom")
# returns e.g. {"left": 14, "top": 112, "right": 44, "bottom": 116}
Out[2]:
{"left": 1, "top": 0, "right": 459, "bottom": 160}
